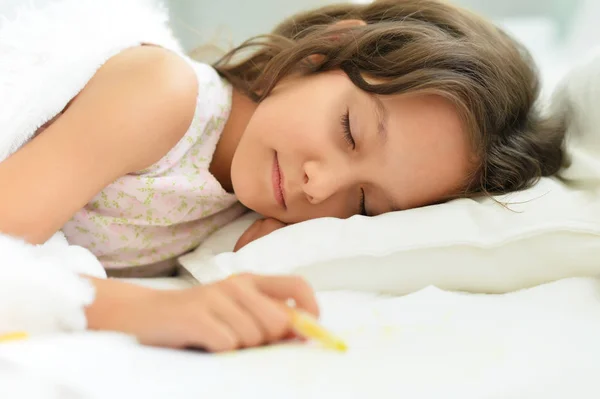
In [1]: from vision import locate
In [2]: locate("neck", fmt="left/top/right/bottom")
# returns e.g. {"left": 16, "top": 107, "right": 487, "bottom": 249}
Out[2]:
{"left": 210, "top": 89, "right": 257, "bottom": 193}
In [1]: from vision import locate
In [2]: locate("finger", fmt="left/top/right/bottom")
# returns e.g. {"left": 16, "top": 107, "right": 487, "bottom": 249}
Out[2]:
{"left": 234, "top": 219, "right": 265, "bottom": 252}
{"left": 234, "top": 219, "right": 287, "bottom": 252}
{"left": 260, "top": 218, "right": 287, "bottom": 231}
{"left": 282, "top": 330, "right": 306, "bottom": 342}
{"left": 210, "top": 291, "right": 264, "bottom": 348}
{"left": 229, "top": 284, "right": 292, "bottom": 342}
{"left": 252, "top": 275, "right": 320, "bottom": 317}
{"left": 189, "top": 314, "right": 239, "bottom": 353}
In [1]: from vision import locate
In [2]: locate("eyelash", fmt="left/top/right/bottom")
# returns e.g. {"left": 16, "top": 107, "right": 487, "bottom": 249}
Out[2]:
{"left": 340, "top": 110, "right": 367, "bottom": 216}
{"left": 359, "top": 188, "right": 367, "bottom": 216}
{"left": 341, "top": 110, "right": 355, "bottom": 149}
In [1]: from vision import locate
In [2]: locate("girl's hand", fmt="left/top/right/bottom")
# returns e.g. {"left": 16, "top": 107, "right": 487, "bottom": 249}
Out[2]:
{"left": 234, "top": 218, "right": 287, "bottom": 252}
{"left": 88, "top": 274, "right": 318, "bottom": 352}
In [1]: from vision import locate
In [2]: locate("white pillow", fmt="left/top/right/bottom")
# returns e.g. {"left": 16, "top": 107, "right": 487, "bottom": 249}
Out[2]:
{"left": 178, "top": 48, "right": 600, "bottom": 295}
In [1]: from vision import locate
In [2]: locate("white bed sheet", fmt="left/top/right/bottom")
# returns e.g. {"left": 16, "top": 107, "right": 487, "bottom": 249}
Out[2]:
{"left": 1, "top": 277, "right": 599, "bottom": 399}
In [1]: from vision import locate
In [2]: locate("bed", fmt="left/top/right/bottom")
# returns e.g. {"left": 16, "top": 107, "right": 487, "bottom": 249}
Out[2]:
{"left": 2, "top": 2, "right": 600, "bottom": 398}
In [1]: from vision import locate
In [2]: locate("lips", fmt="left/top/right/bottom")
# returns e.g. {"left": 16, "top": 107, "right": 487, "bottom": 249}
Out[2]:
{"left": 272, "top": 152, "right": 286, "bottom": 209}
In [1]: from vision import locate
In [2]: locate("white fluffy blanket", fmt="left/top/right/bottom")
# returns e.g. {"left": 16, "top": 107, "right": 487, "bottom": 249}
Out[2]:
{"left": 0, "top": 0, "right": 180, "bottom": 336}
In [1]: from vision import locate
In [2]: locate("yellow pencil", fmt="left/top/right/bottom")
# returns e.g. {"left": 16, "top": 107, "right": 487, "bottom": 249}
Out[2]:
{"left": 288, "top": 309, "right": 348, "bottom": 352}
{"left": 0, "top": 331, "right": 28, "bottom": 343}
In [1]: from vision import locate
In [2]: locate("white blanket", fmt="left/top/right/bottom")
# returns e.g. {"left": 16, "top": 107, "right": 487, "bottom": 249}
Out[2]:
{"left": 1, "top": 277, "right": 600, "bottom": 398}
{"left": 0, "top": 0, "right": 180, "bottom": 336}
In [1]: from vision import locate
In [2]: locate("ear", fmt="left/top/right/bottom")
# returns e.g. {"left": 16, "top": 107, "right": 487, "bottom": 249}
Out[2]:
{"left": 306, "top": 19, "right": 367, "bottom": 65}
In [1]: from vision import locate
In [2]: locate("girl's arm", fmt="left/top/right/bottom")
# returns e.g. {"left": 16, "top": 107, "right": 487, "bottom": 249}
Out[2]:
{"left": 87, "top": 273, "right": 318, "bottom": 351}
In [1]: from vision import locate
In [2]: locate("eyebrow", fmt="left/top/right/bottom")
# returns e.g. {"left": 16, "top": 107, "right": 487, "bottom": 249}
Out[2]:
{"left": 370, "top": 94, "right": 388, "bottom": 143}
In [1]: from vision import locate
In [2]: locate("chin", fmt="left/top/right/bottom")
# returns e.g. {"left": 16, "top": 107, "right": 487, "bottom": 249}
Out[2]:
{"left": 240, "top": 195, "right": 276, "bottom": 219}
{"left": 230, "top": 155, "right": 271, "bottom": 217}
{"left": 231, "top": 182, "right": 261, "bottom": 214}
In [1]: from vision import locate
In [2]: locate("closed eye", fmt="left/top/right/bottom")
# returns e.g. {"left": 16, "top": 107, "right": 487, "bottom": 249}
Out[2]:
{"left": 341, "top": 110, "right": 355, "bottom": 149}
{"left": 359, "top": 188, "right": 367, "bottom": 216}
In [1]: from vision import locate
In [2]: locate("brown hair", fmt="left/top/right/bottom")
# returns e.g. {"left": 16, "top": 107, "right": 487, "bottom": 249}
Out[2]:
{"left": 212, "top": 0, "right": 567, "bottom": 198}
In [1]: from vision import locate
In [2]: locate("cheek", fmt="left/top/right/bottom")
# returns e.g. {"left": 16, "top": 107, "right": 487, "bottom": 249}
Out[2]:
{"left": 402, "top": 143, "right": 473, "bottom": 206}
{"left": 265, "top": 100, "right": 322, "bottom": 141}
{"left": 262, "top": 82, "right": 344, "bottom": 147}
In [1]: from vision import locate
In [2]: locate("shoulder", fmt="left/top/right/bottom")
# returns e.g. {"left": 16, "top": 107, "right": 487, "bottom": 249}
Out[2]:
{"left": 105, "top": 45, "right": 198, "bottom": 94}
{"left": 75, "top": 45, "right": 200, "bottom": 171}
{"left": 105, "top": 45, "right": 199, "bottom": 125}
{"left": 0, "top": 46, "right": 203, "bottom": 243}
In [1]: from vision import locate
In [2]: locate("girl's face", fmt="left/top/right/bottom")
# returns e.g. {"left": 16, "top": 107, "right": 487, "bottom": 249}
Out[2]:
{"left": 230, "top": 70, "right": 473, "bottom": 224}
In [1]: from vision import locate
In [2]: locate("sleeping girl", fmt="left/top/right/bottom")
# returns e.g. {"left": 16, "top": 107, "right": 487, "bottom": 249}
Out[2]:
{"left": 0, "top": 0, "right": 566, "bottom": 351}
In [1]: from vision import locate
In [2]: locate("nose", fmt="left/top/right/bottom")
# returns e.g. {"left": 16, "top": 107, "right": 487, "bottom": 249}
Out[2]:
{"left": 302, "top": 159, "right": 353, "bottom": 205}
